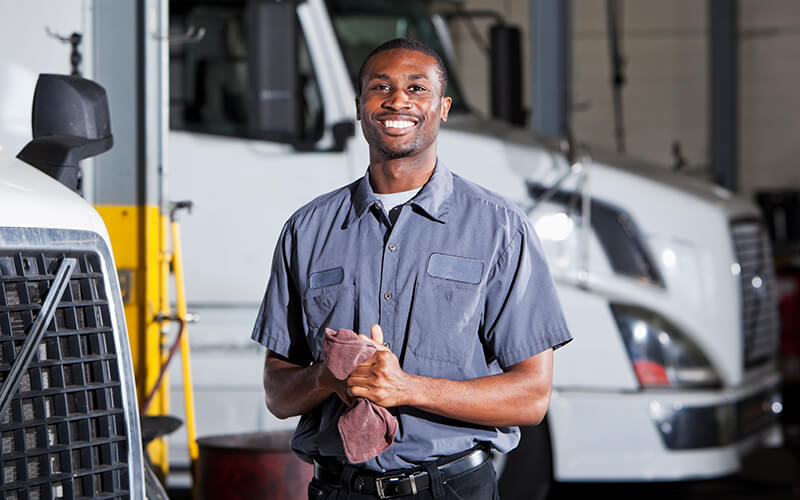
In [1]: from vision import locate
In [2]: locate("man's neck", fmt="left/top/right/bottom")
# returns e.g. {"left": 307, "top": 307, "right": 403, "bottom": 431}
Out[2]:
{"left": 368, "top": 151, "right": 437, "bottom": 194}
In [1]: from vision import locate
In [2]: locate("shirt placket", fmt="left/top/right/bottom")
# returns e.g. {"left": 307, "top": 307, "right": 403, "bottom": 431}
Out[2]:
{"left": 376, "top": 204, "right": 406, "bottom": 353}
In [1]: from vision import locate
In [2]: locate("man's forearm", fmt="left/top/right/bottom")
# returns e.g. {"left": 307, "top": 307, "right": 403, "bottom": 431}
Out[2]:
{"left": 404, "top": 367, "right": 550, "bottom": 427}
{"left": 263, "top": 351, "right": 345, "bottom": 419}
{"left": 348, "top": 348, "right": 554, "bottom": 427}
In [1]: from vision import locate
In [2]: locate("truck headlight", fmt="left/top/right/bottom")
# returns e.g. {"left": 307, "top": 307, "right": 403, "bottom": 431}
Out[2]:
{"left": 534, "top": 212, "right": 574, "bottom": 242}
{"left": 527, "top": 183, "right": 664, "bottom": 287}
{"left": 611, "top": 304, "right": 721, "bottom": 389}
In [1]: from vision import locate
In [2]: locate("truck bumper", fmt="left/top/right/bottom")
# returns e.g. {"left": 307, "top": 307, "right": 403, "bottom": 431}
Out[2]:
{"left": 549, "top": 373, "right": 783, "bottom": 481}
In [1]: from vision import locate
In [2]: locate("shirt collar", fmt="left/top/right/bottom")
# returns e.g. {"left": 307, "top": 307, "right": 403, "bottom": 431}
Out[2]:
{"left": 347, "top": 160, "right": 453, "bottom": 227}
{"left": 409, "top": 161, "right": 452, "bottom": 223}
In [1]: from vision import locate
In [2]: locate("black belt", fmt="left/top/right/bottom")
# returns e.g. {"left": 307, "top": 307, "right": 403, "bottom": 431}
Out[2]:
{"left": 313, "top": 446, "right": 491, "bottom": 499}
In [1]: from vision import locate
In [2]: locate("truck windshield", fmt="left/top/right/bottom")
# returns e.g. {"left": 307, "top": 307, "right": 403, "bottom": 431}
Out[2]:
{"left": 325, "top": 0, "right": 470, "bottom": 114}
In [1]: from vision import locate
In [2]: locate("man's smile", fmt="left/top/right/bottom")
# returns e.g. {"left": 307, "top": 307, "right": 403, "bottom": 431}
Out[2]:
{"left": 376, "top": 115, "right": 419, "bottom": 134}
{"left": 382, "top": 120, "right": 415, "bottom": 129}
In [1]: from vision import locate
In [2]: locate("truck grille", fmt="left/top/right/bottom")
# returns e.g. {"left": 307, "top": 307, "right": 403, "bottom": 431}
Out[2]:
{"left": 0, "top": 251, "right": 129, "bottom": 499}
{"left": 730, "top": 221, "right": 780, "bottom": 370}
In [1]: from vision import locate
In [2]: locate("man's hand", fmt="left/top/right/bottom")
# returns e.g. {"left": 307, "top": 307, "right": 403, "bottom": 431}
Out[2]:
{"left": 348, "top": 335, "right": 555, "bottom": 427}
{"left": 318, "top": 362, "right": 353, "bottom": 406}
{"left": 321, "top": 324, "right": 553, "bottom": 427}
{"left": 347, "top": 324, "right": 417, "bottom": 407}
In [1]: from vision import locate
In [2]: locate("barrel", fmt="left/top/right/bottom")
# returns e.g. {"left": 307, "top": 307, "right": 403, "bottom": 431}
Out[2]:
{"left": 196, "top": 430, "right": 313, "bottom": 500}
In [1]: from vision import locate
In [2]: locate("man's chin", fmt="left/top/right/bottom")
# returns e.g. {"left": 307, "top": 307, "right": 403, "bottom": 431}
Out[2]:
{"left": 374, "top": 143, "right": 416, "bottom": 159}
{"left": 380, "top": 148, "right": 413, "bottom": 160}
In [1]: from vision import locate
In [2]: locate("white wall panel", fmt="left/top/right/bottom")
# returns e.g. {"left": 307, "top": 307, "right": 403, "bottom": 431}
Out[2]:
{"left": 0, "top": 0, "right": 87, "bottom": 155}
{"left": 571, "top": 0, "right": 708, "bottom": 175}
{"left": 739, "top": 0, "right": 800, "bottom": 197}
{"left": 451, "top": 0, "right": 800, "bottom": 197}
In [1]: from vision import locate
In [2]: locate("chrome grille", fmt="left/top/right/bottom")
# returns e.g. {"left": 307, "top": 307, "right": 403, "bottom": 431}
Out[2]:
{"left": 730, "top": 221, "right": 780, "bottom": 369}
{"left": 0, "top": 251, "right": 129, "bottom": 499}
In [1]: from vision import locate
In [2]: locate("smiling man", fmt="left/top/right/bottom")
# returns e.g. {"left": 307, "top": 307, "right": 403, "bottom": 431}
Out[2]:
{"left": 252, "top": 38, "right": 572, "bottom": 499}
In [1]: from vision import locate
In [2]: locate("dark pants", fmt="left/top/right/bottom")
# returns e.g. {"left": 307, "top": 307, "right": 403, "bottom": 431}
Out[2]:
{"left": 307, "top": 460, "right": 499, "bottom": 500}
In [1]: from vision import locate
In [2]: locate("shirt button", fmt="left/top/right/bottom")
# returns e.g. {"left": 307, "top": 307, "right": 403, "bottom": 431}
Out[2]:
{"left": 384, "top": 292, "right": 392, "bottom": 300}
{"left": 388, "top": 243, "right": 397, "bottom": 252}
{"left": 372, "top": 202, "right": 381, "bottom": 211}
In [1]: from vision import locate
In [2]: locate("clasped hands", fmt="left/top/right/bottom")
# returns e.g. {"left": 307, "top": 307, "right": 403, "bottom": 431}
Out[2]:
{"left": 330, "top": 324, "right": 414, "bottom": 408}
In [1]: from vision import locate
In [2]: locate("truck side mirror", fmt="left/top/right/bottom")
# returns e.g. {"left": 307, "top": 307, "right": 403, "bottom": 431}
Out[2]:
{"left": 489, "top": 23, "right": 525, "bottom": 126}
{"left": 16, "top": 74, "right": 113, "bottom": 192}
{"left": 245, "top": 0, "right": 301, "bottom": 142}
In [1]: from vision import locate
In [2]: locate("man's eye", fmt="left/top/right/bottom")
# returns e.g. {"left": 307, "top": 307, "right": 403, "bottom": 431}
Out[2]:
{"left": 409, "top": 85, "right": 426, "bottom": 92}
{"left": 372, "top": 84, "right": 390, "bottom": 91}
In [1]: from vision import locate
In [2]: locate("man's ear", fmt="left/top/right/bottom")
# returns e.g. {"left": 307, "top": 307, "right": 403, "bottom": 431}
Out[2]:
{"left": 355, "top": 97, "right": 361, "bottom": 121}
{"left": 440, "top": 96, "right": 452, "bottom": 122}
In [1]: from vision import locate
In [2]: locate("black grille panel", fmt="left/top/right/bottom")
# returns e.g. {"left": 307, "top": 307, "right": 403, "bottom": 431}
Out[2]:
{"left": 0, "top": 251, "right": 129, "bottom": 499}
{"left": 731, "top": 221, "right": 781, "bottom": 370}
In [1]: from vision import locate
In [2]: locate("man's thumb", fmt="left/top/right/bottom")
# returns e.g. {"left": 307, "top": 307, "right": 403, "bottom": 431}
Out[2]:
{"left": 370, "top": 324, "right": 384, "bottom": 346}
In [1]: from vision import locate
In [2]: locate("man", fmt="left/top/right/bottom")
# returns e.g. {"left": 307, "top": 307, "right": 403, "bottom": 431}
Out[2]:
{"left": 252, "top": 38, "right": 572, "bottom": 499}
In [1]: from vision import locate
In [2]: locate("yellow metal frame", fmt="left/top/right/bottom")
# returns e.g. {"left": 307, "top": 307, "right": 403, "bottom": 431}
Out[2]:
{"left": 168, "top": 213, "right": 199, "bottom": 467}
{"left": 97, "top": 205, "right": 199, "bottom": 487}
{"left": 96, "top": 205, "right": 169, "bottom": 471}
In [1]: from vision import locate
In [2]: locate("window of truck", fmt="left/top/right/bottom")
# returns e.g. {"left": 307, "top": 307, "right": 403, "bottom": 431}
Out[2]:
{"left": 325, "top": 0, "right": 470, "bottom": 114}
{"left": 169, "top": 1, "right": 324, "bottom": 142}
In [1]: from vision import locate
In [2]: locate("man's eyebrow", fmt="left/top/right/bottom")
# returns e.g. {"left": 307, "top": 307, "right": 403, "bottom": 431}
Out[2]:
{"left": 366, "top": 73, "right": 431, "bottom": 81}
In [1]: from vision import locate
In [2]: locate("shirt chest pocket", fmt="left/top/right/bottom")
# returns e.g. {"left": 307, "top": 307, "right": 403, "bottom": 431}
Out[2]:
{"left": 407, "top": 254, "right": 484, "bottom": 373}
{"left": 302, "top": 267, "right": 357, "bottom": 359}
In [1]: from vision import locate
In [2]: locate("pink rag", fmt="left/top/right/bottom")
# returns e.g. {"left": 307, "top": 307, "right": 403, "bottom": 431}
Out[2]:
{"left": 323, "top": 328, "right": 398, "bottom": 463}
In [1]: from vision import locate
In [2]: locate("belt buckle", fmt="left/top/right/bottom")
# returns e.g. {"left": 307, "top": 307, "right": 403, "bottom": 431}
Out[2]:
{"left": 375, "top": 471, "right": 423, "bottom": 499}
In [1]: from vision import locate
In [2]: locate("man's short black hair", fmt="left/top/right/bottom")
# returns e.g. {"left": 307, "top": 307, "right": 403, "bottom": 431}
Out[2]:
{"left": 358, "top": 38, "right": 448, "bottom": 96}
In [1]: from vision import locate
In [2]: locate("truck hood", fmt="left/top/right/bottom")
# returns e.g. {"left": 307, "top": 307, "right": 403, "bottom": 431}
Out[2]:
{"left": 443, "top": 114, "right": 758, "bottom": 220}
{"left": 0, "top": 151, "right": 110, "bottom": 238}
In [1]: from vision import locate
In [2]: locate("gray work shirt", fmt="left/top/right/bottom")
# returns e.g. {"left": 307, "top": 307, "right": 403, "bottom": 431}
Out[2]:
{"left": 251, "top": 162, "right": 572, "bottom": 471}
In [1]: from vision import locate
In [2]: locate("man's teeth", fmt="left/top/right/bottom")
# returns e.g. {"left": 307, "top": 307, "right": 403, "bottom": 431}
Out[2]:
{"left": 383, "top": 120, "right": 414, "bottom": 129}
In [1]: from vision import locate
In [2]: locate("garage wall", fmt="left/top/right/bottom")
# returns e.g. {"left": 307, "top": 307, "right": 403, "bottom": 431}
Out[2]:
{"left": 0, "top": 0, "right": 89, "bottom": 156}
{"left": 739, "top": 0, "right": 800, "bottom": 198}
{"left": 571, "top": 0, "right": 708, "bottom": 179}
{"left": 446, "top": 0, "right": 532, "bottom": 119}
{"left": 448, "top": 0, "right": 800, "bottom": 199}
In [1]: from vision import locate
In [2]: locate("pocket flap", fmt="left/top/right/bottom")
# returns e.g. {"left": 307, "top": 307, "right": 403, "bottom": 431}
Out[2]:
{"left": 309, "top": 267, "right": 344, "bottom": 289}
{"left": 426, "top": 253, "right": 484, "bottom": 284}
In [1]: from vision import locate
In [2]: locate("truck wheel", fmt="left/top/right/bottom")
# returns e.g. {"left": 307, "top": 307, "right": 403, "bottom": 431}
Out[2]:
{"left": 496, "top": 420, "right": 553, "bottom": 500}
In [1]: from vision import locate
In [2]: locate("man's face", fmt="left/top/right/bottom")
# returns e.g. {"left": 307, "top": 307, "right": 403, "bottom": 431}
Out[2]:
{"left": 356, "top": 49, "right": 452, "bottom": 160}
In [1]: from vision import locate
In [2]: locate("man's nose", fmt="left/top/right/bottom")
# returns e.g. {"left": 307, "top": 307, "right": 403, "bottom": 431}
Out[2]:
{"left": 382, "top": 89, "right": 411, "bottom": 110}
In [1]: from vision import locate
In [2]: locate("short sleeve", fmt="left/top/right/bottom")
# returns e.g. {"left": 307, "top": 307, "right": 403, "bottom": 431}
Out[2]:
{"left": 251, "top": 220, "right": 313, "bottom": 365}
{"left": 481, "top": 220, "right": 573, "bottom": 369}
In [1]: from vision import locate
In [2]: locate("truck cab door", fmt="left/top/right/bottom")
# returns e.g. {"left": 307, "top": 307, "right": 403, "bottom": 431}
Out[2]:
{"left": 168, "top": 0, "right": 359, "bottom": 306}
{"left": 165, "top": 0, "right": 362, "bottom": 464}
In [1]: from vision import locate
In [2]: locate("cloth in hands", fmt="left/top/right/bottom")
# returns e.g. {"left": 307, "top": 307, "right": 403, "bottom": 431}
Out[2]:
{"left": 323, "top": 328, "right": 398, "bottom": 463}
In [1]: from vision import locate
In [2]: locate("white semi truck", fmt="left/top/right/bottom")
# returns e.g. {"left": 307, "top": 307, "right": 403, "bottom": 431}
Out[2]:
{"left": 0, "top": 73, "right": 169, "bottom": 498}
{"left": 164, "top": 0, "right": 783, "bottom": 495}
{"left": 0, "top": 0, "right": 783, "bottom": 497}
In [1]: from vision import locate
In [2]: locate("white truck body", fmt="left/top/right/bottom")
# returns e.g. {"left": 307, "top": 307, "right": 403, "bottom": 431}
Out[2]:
{"left": 165, "top": 0, "right": 783, "bottom": 484}
{"left": 0, "top": 152, "right": 147, "bottom": 497}
{"left": 0, "top": 155, "right": 106, "bottom": 234}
